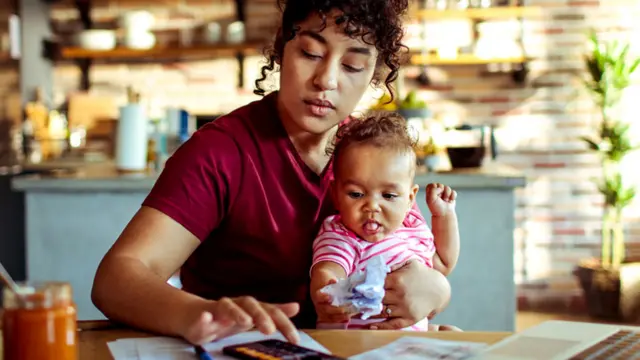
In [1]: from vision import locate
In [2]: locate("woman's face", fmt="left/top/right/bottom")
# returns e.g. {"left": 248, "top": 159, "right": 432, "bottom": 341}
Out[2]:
{"left": 277, "top": 11, "right": 379, "bottom": 135}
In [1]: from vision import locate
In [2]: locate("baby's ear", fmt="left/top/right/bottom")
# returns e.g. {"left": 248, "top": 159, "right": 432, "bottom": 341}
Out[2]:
{"left": 409, "top": 184, "right": 419, "bottom": 204}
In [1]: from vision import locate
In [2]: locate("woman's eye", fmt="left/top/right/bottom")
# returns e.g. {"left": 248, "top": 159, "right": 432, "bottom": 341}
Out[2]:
{"left": 348, "top": 192, "right": 363, "bottom": 199}
{"left": 343, "top": 64, "right": 364, "bottom": 73}
{"left": 302, "top": 50, "right": 321, "bottom": 59}
{"left": 383, "top": 193, "right": 398, "bottom": 200}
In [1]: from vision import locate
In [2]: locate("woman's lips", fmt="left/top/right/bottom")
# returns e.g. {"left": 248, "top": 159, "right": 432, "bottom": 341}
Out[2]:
{"left": 304, "top": 99, "right": 335, "bottom": 117}
{"left": 306, "top": 103, "right": 333, "bottom": 117}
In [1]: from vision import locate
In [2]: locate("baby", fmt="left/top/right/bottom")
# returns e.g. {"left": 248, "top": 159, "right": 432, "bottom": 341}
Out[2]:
{"left": 310, "top": 111, "right": 460, "bottom": 331}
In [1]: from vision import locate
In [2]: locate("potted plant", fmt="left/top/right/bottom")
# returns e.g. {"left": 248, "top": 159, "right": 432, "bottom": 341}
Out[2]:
{"left": 370, "top": 92, "right": 398, "bottom": 112}
{"left": 573, "top": 30, "right": 640, "bottom": 320}
{"left": 422, "top": 135, "right": 443, "bottom": 172}
{"left": 398, "top": 90, "right": 431, "bottom": 119}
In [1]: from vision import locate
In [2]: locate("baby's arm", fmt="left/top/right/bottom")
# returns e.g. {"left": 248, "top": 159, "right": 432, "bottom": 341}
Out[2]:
{"left": 310, "top": 261, "right": 352, "bottom": 323}
{"left": 310, "top": 261, "right": 347, "bottom": 294}
{"left": 431, "top": 212, "right": 460, "bottom": 276}
{"left": 408, "top": 205, "right": 459, "bottom": 276}
{"left": 310, "top": 221, "right": 357, "bottom": 323}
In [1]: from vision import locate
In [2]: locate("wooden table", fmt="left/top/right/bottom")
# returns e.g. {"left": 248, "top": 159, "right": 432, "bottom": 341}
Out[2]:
{"left": 2, "top": 321, "right": 512, "bottom": 359}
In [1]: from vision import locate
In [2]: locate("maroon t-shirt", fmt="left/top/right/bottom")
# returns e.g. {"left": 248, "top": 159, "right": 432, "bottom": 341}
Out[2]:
{"left": 142, "top": 92, "right": 335, "bottom": 328}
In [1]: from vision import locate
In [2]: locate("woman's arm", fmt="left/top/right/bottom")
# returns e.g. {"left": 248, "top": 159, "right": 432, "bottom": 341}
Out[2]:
{"left": 92, "top": 206, "right": 207, "bottom": 337}
{"left": 92, "top": 207, "right": 300, "bottom": 344}
{"left": 92, "top": 126, "right": 301, "bottom": 345}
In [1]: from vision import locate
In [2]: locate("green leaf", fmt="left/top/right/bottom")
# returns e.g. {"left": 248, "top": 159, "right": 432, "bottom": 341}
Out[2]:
{"left": 629, "top": 58, "right": 640, "bottom": 74}
{"left": 582, "top": 136, "right": 601, "bottom": 151}
{"left": 582, "top": 29, "right": 638, "bottom": 210}
{"left": 618, "top": 187, "right": 636, "bottom": 208}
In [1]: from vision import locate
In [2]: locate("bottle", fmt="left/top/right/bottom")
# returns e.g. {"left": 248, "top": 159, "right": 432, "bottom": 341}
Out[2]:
{"left": 2, "top": 281, "right": 78, "bottom": 360}
{"left": 23, "top": 87, "right": 49, "bottom": 161}
{"left": 115, "top": 86, "right": 148, "bottom": 172}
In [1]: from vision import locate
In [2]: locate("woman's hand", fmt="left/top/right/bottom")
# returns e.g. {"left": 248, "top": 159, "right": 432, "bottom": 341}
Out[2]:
{"left": 182, "top": 297, "right": 300, "bottom": 345}
{"left": 370, "top": 260, "right": 451, "bottom": 330}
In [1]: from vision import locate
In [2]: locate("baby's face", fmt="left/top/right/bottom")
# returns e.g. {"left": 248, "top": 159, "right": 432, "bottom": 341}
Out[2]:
{"left": 332, "top": 144, "right": 419, "bottom": 242}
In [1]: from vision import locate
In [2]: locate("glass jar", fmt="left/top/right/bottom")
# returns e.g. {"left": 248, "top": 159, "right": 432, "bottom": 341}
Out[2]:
{"left": 2, "top": 282, "right": 78, "bottom": 360}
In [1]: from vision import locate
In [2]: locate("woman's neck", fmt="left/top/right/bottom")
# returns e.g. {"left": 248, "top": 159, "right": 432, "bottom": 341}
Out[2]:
{"left": 289, "top": 128, "right": 337, "bottom": 155}
{"left": 276, "top": 94, "right": 337, "bottom": 155}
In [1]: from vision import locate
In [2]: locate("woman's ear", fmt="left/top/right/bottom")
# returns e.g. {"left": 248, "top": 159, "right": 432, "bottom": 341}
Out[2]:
{"left": 274, "top": 29, "right": 284, "bottom": 66}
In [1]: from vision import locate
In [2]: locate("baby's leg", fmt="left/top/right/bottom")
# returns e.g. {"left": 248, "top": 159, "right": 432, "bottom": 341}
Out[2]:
{"left": 428, "top": 324, "right": 464, "bottom": 331}
{"left": 400, "top": 318, "right": 430, "bottom": 331}
{"left": 316, "top": 322, "right": 349, "bottom": 329}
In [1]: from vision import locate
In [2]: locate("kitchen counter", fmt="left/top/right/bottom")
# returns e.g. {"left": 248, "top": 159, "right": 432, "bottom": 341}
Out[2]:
{"left": 11, "top": 160, "right": 526, "bottom": 332}
{"left": 12, "top": 164, "right": 159, "bottom": 191}
{"left": 12, "top": 162, "right": 525, "bottom": 191}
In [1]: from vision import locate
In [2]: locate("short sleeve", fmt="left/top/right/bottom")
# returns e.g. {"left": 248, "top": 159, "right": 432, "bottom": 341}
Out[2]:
{"left": 404, "top": 209, "right": 436, "bottom": 268}
{"left": 411, "top": 201, "right": 425, "bottom": 218}
{"left": 142, "top": 125, "right": 242, "bottom": 241}
{"left": 311, "top": 217, "right": 358, "bottom": 276}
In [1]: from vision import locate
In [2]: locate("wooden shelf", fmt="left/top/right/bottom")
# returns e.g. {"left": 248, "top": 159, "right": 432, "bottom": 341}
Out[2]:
{"left": 411, "top": 54, "right": 528, "bottom": 65}
{"left": 59, "top": 42, "right": 264, "bottom": 60}
{"left": 411, "top": 6, "right": 541, "bottom": 20}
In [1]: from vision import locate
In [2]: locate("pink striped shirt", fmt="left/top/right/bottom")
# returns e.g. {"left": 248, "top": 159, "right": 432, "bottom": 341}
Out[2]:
{"left": 311, "top": 209, "right": 436, "bottom": 277}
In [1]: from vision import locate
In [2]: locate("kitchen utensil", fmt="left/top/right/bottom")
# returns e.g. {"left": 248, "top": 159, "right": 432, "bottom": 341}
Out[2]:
{"left": 119, "top": 10, "right": 155, "bottom": 32}
{"left": 75, "top": 30, "right": 116, "bottom": 50}
{"left": 444, "top": 124, "right": 497, "bottom": 168}
{"left": 416, "top": 0, "right": 430, "bottom": 86}
{"left": 123, "top": 31, "right": 156, "bottom": 49}
{"left": 0, "top": 259, "right": 21, "bottom": 294}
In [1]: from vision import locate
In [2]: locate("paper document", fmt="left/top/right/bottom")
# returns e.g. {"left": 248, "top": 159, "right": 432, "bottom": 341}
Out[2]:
{"left": 107, "top": 330, "right": 332, "bottom": 360}
{"left": 349, "top": 336, "right": 488, "bottom": 360}
{"left": 107, "top": 338, "right": 140, "bottom": 360}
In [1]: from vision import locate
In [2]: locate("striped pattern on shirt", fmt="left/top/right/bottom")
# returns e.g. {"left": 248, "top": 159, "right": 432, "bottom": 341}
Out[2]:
{"left": 311, "top": 209, "right": 436, "bottom": 276}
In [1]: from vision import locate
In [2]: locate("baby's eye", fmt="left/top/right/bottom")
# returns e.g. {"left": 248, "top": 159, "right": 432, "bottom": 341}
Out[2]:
{"left": 383, "top": 193, "right": 398, "bottom": 200}
{"left": 348, "top": 192, "right": 363, "bottom": 199}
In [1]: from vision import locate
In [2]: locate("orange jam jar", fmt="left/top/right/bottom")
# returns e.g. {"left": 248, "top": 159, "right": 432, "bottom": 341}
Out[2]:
{"left": 2, "top": 282, "right": 78, "bottom": 360}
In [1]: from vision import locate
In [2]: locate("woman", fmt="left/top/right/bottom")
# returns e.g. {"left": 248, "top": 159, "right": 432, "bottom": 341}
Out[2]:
{"left": 91, "top": 0, "right": 454, "bottom": 347}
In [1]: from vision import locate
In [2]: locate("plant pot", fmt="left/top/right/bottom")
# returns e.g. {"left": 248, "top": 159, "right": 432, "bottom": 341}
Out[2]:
{"left": 447, "top": 146, "right": 486, "bottom": 168}
{"left": 424, "top": 155, "right": 441, "bottom": 172}
{"left": 573, "top": 261, "right": 640, "bottom": 321}
{"left": 398, "top": 108, "right": 431, "bottom": 119}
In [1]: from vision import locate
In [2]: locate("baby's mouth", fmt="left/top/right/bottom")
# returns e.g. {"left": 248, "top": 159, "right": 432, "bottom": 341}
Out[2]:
{"left": 363, "top": 220, "right": 381, "bottom": 235}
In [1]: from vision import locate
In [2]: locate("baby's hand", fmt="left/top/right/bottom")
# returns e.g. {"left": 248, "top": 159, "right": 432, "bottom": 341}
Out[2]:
{"left": 310, "top": 262, "right": 354, "bottom": 323}
{"left": 426, "top": 183, "right": 457, "bottom": 217}
{"left": 311, "top": 278, "right": 354, "bottom": 323}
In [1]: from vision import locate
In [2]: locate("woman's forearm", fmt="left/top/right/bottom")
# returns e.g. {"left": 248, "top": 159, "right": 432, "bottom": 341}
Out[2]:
{"left": 431, "top": 212, "right": 460, "bottom": 275}
{"left": 92, "top": 255, "right": 210, "bottom": 337}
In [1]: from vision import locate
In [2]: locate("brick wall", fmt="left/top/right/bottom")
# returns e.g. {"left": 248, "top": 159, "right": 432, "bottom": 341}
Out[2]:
{"left": 49, "top": 0, "right": 640, "bottom": 310}
{"left": 400, "top": 0, "right": 640, "bottom": 310}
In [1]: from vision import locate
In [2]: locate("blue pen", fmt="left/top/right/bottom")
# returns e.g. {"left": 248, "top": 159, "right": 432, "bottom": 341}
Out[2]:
{"left": 194, "top": 345, "right": 214, "bottom": 360}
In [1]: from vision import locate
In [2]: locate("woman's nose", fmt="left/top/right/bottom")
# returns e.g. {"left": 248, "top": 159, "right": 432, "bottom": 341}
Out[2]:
{"left": 313, "top": 61, "right": 339, "bottom": 91}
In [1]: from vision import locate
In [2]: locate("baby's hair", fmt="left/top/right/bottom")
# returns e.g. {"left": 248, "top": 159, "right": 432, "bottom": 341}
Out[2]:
{"left": 328, "top": 111, "right": 418, "bottom": 176}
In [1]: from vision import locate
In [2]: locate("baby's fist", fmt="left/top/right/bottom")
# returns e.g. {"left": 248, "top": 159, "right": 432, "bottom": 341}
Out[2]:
{"left": 426, "top": 183, "right": 457, "bottom": 217}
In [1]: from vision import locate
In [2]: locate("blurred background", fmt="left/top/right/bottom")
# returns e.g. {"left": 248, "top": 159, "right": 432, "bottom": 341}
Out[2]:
{"left": 2, "top": 0, "right": 640, "bottom": 332}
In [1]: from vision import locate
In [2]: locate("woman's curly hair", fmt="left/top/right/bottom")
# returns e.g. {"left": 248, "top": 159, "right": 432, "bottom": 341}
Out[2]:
{"left": 328, "top": 111, "right": 418, "bottom": 175}
{"left": 254, "top": 0, "right": 409, "bottom": 101}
